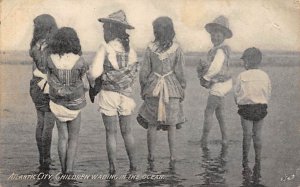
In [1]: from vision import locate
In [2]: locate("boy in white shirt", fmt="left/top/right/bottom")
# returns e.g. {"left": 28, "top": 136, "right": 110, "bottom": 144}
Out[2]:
{"left": 197, "top": 15, "right": 233, "bottom": 148}
{"left": 234, "top": 47, "right": 271, "bottom": 183}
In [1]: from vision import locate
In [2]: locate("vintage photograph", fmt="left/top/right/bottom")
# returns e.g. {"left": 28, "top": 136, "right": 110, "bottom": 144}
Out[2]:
{"left": 0, "top": 0, "right": 299, "bottom": 186}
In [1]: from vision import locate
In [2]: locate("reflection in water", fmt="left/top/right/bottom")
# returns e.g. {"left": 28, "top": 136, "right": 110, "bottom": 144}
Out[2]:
{"left": 197, "top": 145, "right": 228, "bottom": 185}
{"left": 138, "top": 169, "right": 184, "bottom": 187}
{"left": 241, "top": 161, "right": 265, "bottom": 187}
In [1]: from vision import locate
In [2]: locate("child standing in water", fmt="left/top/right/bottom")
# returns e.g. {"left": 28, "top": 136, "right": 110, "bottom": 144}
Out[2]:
{"left": 47, "top": 27, "right": 89, "bottom": 175}
{"left": 197, "top": 16, "right": 233, "bottom": 148}
{"left": 89, "top": 10, "right": 138, "bottom": 175}
{"left": 29, "top": 14, "right": 57, "bottom": 171}
{"left": 234, "top": 47, "right": 271, "bottom": 183}
{"left": 137, "top": 17, "right": 186, "bottom": 170}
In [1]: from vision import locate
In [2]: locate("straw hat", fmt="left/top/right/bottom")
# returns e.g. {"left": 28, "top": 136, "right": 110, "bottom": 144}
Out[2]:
{"left": 205, "top": 15, "right": 232, "bottom": 38}
{"left": 98, "top": 10, "right": 134, "bottom": 29}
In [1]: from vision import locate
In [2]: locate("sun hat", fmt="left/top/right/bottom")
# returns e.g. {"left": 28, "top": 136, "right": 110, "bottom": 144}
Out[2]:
{"left": 98, "top": 10, "right": 134, "bottom": 29}
{"left": 205, "top": 15, "right": 232, "bottom": 38}
{"left": 241, "top": 47, "right": 262, "bottom": 65}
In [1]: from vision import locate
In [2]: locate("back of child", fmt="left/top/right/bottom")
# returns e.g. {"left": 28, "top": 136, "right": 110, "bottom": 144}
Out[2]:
{"left": 234, "top": 47, "right": 271, "bottom": 183}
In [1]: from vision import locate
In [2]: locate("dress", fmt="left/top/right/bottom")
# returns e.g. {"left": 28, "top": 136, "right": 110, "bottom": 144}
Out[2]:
{"left": 138, "top": 42, "right": 186, "bottom": 130}
{"left": 47, "top": 53, "right": 88, "bottom": 122}
{"left": 89, "top": 39, "right": 139, "bottom": 116}
{"left": 29, "top": 40, "right": 51, "bottom": 112}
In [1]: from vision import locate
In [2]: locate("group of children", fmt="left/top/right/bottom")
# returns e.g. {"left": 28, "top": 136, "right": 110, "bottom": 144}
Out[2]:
{"left": 29, "top": 10, "right": 271, "bottom": 184}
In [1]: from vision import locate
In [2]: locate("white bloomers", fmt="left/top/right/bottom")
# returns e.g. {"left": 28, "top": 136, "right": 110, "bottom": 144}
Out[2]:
{"left": 95, "top": 90, "right": 136, "bottom": 116}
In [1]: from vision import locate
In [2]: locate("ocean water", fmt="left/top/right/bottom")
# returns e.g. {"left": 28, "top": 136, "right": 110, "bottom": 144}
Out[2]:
{"left": 0, "top": 61, "right": 299, "bottom": 187}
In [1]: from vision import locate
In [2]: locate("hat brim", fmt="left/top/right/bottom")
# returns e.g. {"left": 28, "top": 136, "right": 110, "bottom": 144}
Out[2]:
{"left": 205, "top": 23, "right": 232, "bottom": 39}
{"left": 98, "top": 18, "right": 134, "bottom": 29}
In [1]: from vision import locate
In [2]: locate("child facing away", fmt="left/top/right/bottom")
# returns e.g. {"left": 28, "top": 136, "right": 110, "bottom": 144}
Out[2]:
{"left": 29, "top": 14, "right": 57, "bottom": 171}
{"left": 234, "top": 47, "right": 271, "bottom": 184}
{"left": 197, "top": 15, "right": 233, "bottom": 148}
{"left": 137, "top": 16, "right": 186, "bottom": 170}
{"left": 46, "top": 27, "right": 89, "bottom": 177}
{"left": 89, "top": 10, "right": 138, "bottom": 175}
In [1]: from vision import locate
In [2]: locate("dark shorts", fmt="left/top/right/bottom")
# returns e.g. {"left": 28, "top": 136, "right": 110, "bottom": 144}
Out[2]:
{"left": 30, "top": 78, "right": 51, "bottom": 112}
{"left": 238, "top": 104, "right": 268, "bottom": 121}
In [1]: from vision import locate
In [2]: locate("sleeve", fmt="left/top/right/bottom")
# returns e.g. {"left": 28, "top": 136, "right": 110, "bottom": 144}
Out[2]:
{"left": 174, "top": 47, "right": 186, "bottom": 89}
{"left": 234, "top": 74, "right": 242, "bottom": 104}
{"left": 82, "top": 73, "right": 90, "bottom": 92}
{"left": 30, "top": 42, "right": 48, "bottom": 74}
{"left": 267, "top": 76, "right": 272, "bottom": 101}
{"left": 89, "top": 45, "right": 106, "bottom": 80}
{"left": 139, "top": 47, "right": 152, "bottom": 90}
{"left": 203, "top": 49, "right": 225, "bottom": 81}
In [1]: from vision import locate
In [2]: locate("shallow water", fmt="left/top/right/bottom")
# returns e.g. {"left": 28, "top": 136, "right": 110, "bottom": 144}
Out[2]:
{"left": 0, "top": 64, "right": 300, "bottom": 187}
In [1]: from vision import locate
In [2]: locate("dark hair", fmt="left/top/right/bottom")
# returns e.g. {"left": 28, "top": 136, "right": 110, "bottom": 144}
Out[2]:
{"left": 49, "top": 27, "right": 82, "bottom": 56}
{"left": 104, "top": 23, "right": 130, "bottom": 52}
{"left": 30, "top": 14, "right": 58, "bottom": 49}
{"left": 241, "top": 47, "right": 262, "bottom": 68}
{"left": 152, "top": 16, "right": 175, "bottom": 52}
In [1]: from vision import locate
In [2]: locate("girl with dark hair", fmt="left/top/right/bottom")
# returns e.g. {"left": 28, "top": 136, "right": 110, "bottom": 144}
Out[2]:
{"left": 29, "top": 14, "right": 57, "bottom": 171}
{"left": 137, "top": 16, "right": 186, "bottom": 170}
{"left": 89, "top": 10, "right": 138, "bottom": 175}
{"left": 46, "top": 27, "right": 89, "bottom": 175}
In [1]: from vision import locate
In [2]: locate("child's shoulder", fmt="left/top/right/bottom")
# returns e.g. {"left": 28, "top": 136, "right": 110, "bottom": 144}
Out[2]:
{"left": 239, "top": 69, "right": 269, "bottom": 80}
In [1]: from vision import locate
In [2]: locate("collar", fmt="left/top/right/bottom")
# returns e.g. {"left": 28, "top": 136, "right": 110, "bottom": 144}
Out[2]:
{"left": 103, "top": 39, "right": 137, "bottom": 70}
{"left": 148, "top": 42, "right": 179, "bottom": 61}
{"left": 50, "top": 53, "right": 80, "bottom": 70}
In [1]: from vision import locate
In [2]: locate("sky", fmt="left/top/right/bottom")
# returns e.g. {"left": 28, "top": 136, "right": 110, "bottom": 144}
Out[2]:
{"left": 1, "top": 0, "right": 300, "bottom": 52}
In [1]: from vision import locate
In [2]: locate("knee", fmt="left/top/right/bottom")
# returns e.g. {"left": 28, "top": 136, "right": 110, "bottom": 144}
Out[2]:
{"left": 243, "top": 133, "right": 252, "bottom": 140}
{"left": 204, "top": 107, "right": 214, "bottom": 117}
{"left": 106, "top": 126, "right": 117, "bottom": 136}
{"left": 120, "top": 126, "right": 132, "bottom": 136}
{"left": 252, "top": 134, "right": 262, "bottom": 144}
{"left": 58, "top": 132, "right": 68, "bottom": 142}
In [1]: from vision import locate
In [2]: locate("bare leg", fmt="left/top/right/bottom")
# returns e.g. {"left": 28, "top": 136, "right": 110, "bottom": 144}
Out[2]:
{"left": 56, "top": 119, "right": 68, "bottom": 173}
{"left": 252, "top": 119, "right": 264, "bottom": 182}
{"left": 168, "top": 125, "right": 176, "bottom": 169}
{"left": 66, "top": 113, "right": 81, "bottom": 173}
{"left": 102, "top": 114, "right": 118, "bottom": 174}
{"left": 36, "top": 110, "right": 44, "bottom": 167}
{"left": 241, "top": 117, "right": 253, "bottom": 175}
{"left": 201, "top": 95, "right": 218, "bottom": 147}
{"left": 215, "top": 97, "right": 227, "bottom": 146}
{"left": 42, "top": 112, "right": 55, "bottom": 166}
{"left": 119, "top": 115, "right": 136, "bottom": 171}
{"left": 147, "top": 124, "right": 157, "bottom": 170}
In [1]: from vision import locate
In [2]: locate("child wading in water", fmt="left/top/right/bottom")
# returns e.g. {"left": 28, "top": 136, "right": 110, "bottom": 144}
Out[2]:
{"left": 89, "top": 10, "right": 138, "bottom": 175}
{"left": 197, "top": 16, "right": 233, "bottom": 148}
{"left": 47, "top": 27, "right": 89, "bottom": 176}
{"left": 234, "top": 47, "right": 271, "bottom": 184}
{"left": 137, "top": 17, "right": 186, "bottom": 170}
{"left": 29, "top": 14, "right": 57, "bottom": 171}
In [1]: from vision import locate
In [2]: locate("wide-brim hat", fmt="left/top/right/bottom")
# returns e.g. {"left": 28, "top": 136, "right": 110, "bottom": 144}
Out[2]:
{"left": 205, "top": 15, "right": 232, "bottom": 38}
{"left": 98, "top": 10, "right": 134, "bottom": 29}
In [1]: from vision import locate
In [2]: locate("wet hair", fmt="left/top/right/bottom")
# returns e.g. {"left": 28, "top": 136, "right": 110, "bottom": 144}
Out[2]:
{"left": 30, "top": 14, "right": 58, "bottom": 49}
{"left": 152, "top": 16, "right": 175, "bottom": 52}
{"left": 48, "top": 27, "right": 82, "bottom": 56}
{"left": 105, "top": 23, "right": 130, "bottom": 52}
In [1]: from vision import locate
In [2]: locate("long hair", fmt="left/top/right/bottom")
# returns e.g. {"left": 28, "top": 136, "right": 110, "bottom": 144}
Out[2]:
{"left": 152, "top": 16, "right": 175, "bottom": 52}
{"left": 30, "top": 14, "right": 58, "bottom": 49}
{"left": 48, "top": 27, "right": 82, "bottom": 56}
{"left": 105, "top": 23, "right": 130, "bottom": 53}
